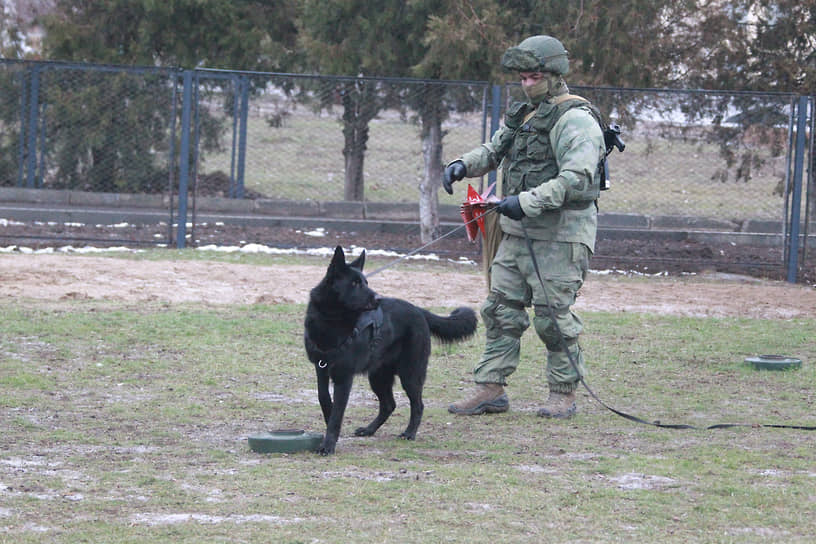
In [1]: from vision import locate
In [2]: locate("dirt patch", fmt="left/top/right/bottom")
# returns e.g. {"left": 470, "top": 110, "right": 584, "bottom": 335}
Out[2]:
{"left": 1, "top": 253, "right": 815, "bottom": 319}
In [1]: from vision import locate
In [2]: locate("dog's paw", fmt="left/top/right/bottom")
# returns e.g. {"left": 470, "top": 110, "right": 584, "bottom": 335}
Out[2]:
{"left": 354, "top": 426, "right": 375, "bottom": 437}
{"left": 315, "top": 441, "right": 336, "bottom": 455}
{"left": 398, "top": 432, "right": 416, "bottom": 441}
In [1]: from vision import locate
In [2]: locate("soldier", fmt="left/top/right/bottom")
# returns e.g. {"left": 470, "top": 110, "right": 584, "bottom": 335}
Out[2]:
{"left": 444, "top": 35, "right": 605, "bottom": 419}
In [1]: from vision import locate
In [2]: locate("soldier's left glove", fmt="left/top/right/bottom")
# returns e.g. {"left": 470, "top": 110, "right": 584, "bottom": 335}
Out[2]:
{"left": 496, "top": 196, "right": 525, "bottom": 220}
{"left": 442, "top": 161, "right": 466, "bottom": 195}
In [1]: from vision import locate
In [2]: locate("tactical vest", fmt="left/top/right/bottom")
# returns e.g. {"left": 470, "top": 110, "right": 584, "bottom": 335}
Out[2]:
{"left": 499, "top": 96, "right": 604, "bottom": 209}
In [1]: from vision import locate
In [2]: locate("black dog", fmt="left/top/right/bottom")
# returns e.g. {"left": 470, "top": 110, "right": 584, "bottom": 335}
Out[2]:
{"left": 304, "top": 246, "right": 477, "bottom": 455}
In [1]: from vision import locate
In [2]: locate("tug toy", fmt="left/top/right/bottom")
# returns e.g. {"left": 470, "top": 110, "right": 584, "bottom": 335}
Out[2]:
{"left": 460, "top": 183, "right": 500, "bottom": 242}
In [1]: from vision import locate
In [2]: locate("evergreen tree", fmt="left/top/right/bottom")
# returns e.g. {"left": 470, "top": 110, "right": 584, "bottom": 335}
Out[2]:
{"left": 298, "top": 0, "right": 424, "bottom": 202}
{"left": 413, "top": 0, "right": 507, "bottom": 240}
{"left": 44, "top": 0, "right": 298, "bottom": 70}
{"left": 37, "top": 0, "right": 299, "bottom": 193}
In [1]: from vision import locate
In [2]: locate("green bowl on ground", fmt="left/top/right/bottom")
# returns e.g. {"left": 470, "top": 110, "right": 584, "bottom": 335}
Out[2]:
{"left": 248, "top": 429, "right": 324, "bottom": 453}
{"left": 744, "top": 355, "right": 802, "bottom": 371}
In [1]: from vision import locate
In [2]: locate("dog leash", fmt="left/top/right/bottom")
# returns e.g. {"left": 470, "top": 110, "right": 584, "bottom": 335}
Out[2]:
{"left": 518, "top": 222, "right": 816, "bottom": 431}
{"left": 359, "top": 204, "right": 814, "bottom": 431}
{"left": 365, "top": 207, "right": 500, "bottom": 278}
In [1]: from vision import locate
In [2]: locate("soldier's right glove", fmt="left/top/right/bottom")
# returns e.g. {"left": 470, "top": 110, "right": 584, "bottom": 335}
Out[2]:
{"left": 496, "top": 195, "right": 525, "bottom": 220}
{"left": 442, "top": 161, "right": 466, "bottom": 195}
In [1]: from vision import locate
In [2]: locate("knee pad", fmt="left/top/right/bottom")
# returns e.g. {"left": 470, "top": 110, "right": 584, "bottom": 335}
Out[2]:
{"left": 481, "top": 292, "right": 529, "bottom": 339}
{"left": 533, "top": 304, "right": 578, "bottom": 350}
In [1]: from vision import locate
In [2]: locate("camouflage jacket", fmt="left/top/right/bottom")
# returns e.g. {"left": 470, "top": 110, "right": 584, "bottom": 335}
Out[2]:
{"left": 457, "top": 92, "right": 604, "bottom": 251}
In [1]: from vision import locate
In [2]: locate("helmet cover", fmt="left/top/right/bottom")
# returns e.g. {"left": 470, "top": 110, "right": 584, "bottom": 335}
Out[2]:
{"left": 501, "top": 35, "right": 569, "bottom": 75}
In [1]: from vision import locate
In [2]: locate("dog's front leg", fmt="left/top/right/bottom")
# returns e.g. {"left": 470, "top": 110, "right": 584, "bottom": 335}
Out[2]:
{"left": 315, "top": 366, "right": 332, "bottom": 426}
{"left": 317, "top": 374, "right": 353, "bottom": 455}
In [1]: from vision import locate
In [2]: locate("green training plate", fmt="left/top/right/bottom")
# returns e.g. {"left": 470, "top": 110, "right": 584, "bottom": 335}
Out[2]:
{"left": 744, "top": 355, "right": 802, "bottom": 371}
{"left": 248, "top": 429, "right": 324, "bottom": 453}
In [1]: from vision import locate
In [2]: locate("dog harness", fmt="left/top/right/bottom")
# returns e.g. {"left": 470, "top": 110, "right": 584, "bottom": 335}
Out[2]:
{"left": 305, "top": 306, "right": 384, "bottom": 369}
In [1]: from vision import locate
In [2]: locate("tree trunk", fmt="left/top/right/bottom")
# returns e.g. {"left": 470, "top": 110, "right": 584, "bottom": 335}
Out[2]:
{"left": 418, "top": 84, "right": 445, "bottom": 243}
{"left": 342, "top": 113, "right": 367, "bottom": 201}
{"left": 343, "top": 126, "right": 366, "bottom": 201}
{"left": 341, "top": 80, "right": 377, "bottom": 202}
{"left": 90, "top": 145, "right": 115, "bottom": 192}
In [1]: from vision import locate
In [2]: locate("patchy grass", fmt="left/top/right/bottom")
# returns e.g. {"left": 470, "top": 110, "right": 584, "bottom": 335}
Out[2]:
{"left": 1, "top": 297, "right": 814, "bottom": 543}
{"left": 103, "top": 246, "right": 482, "bottom": 274}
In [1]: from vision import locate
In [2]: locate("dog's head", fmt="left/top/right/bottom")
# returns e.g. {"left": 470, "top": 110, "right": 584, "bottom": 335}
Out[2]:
{"left": 311, "top": 246, "right": 379, "bottom": 312}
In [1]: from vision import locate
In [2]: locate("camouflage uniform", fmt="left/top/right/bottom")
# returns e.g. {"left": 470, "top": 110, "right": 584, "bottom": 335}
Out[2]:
{"left": 449, "top": 36, "right": 604, "bottom": 402}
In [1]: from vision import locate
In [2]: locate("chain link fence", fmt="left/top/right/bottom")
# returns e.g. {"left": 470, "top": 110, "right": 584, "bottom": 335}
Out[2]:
{"left": 0, "top": 59, "right": 813, "bottom": 280}
{"left": 571, "top": 86, "right": 798, "bottom": 221}
{"left": 1, "top": 59, "right": 178, "bottom": 245}
{"left": 192, "top": 70, "right": 490, "bottom": 202}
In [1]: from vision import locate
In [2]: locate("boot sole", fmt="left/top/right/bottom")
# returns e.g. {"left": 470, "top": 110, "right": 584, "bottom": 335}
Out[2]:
{"left": 448, "top": 395, "right": 509, "bottom": 415}
{"left": 537, "top": 404, "right": 577, "bottom": 419}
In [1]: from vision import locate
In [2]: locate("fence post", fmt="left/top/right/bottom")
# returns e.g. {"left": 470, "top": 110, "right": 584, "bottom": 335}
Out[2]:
{"left": 486, "top": 84, "right": 502, "bottom": 194}
{"left": 167, "top": 71, "right": 179, "bottom": 246}
{"left": 37, "top": 102, "right": 47, "bottom": 188}
{"left": 176, "top": 70, "right": 193, "bottom": 249}
{"left": 235, "top": 75, "right": 249, "bottom": 199}
{"left": 16, "top": 69, "right": 27, "bottom": 187}
{"left": 786, "top": 95, "right": 808, "bottom": 283}
{"left": 25, "top": 65, "right": 40, "bottom": 189}
{"left": 229, "top": 74, "right": 240, "bottom": 198}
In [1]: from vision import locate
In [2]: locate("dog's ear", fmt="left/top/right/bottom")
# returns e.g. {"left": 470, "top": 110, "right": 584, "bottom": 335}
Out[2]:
{"left": 326, "top": 246, "right": 347, "bottom": 279}
{"left": 349, "top": 249, "right": 366, "bottom": 271}
{"left": 330, "top": 246, "right": 346, "bottom": 269}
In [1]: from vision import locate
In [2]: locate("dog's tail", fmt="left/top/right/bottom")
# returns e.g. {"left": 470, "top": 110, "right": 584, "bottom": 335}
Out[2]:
{"left": 422, "top": 307, "right": 478, "bottom": 343}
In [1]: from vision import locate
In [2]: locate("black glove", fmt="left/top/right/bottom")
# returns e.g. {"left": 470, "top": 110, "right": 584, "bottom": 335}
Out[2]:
{"left": 496, "top": 195, "right": 525, "bottom": 220}
{"left": 442, "top": 161, "right": 466, "bottom": 195}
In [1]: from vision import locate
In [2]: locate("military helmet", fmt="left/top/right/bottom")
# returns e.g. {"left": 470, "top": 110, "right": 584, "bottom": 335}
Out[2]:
{"left": 501, "top": 35, "right": 569, "bottom": 75}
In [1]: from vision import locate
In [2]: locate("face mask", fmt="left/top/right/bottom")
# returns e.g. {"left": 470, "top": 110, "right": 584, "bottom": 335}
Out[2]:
{"left": 522, "top": 73, "right": 563, "bottom": 105}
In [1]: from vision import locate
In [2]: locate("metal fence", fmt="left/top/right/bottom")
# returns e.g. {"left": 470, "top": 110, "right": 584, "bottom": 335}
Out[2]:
{"left": 0, "top": 59, "right": 813, "bottom": 281}
{"left": 1, "top": 59, "right": 179, "bottom": 245}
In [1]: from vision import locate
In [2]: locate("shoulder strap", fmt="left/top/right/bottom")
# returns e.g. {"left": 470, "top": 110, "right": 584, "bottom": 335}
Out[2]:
{"left": 528, "top": 95, "right": 595, "bottom": 135}
{"left": 356, "top": 306, "right": 383, "bottom": 334}
{"left": 518, "top": 94, "right": 588, "bottom": 129}
{"left": 550, "top": 94, "right": 608, "bottom": 136}
{"left": 550, "top": 93, "right": 588, "bottom": 105}
{"left": 521, "top": 109, "right": 537, "bottom": 125}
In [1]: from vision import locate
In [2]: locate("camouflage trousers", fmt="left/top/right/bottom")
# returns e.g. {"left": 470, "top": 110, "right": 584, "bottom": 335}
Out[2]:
{"left": 474, "top": 234, "right": 589, "bottom": 393}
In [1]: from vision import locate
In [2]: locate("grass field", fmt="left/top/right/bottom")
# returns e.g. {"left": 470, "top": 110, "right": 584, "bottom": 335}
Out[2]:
{"left": 1, "top": 255, "right": 814, "bottom": 543}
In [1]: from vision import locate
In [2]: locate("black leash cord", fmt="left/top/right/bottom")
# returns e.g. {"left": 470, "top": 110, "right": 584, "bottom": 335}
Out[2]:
{"left": 358, "top": 206, "right": 814, "bottom": 431}
{"left": 519, "top": 222, "right": 816, "bottom": 432}
{"left": 365, "top": 207, "right": 500, "bottom": 278}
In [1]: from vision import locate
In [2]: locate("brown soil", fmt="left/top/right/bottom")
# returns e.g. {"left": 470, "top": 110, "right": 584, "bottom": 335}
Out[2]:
{"left": 1, "top": 253, "right": 815, "bottom": 320}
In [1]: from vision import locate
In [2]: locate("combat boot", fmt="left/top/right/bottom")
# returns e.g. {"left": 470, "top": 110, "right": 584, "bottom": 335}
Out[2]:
{"left": 537, "top": 390, "right": 577, "bottom": 419}
{"left": 448, "top": 383, "right": 509, "bottom": 415}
